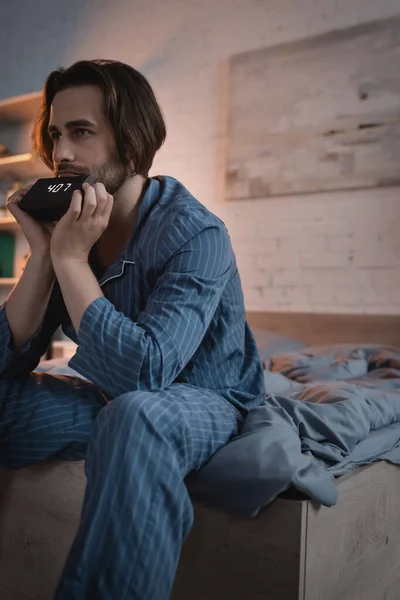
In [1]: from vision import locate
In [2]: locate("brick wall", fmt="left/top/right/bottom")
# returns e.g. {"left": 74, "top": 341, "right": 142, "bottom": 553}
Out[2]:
{"left": 224, "top": 187, "right": 400, "bottom": 313}
{"left": 1, "top": 0, "right": 400, "bottom": 313}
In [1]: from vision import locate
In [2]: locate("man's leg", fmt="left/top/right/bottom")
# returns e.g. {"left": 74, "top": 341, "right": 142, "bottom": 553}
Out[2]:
{"left": 0, "top": 373, "right": 107, "bottom": 468}
{"left": 55, "top": 384, "right": 243, "bottom": 600}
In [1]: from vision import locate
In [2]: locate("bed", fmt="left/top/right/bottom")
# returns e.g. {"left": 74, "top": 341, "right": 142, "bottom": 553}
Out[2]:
{"left": 0, "top": 311, "right": 399, "bottom": 600}
{"left": 172, "top": 311, "right": 400, "bottom": 600}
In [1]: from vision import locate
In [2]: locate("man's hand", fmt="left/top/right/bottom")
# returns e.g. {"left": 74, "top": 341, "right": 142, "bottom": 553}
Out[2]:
{"left": 50, "top": 182, "right": 113, "bottom": 264}
{"left": 49, "top": 182, "right": 111, "bottom": 334}
{"left": 7, "top": 185, "right": 55, "bottom": 258}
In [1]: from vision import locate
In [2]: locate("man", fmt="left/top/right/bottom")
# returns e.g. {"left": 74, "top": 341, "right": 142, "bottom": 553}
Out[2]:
{"left": 1, "top": 59, "right": 265, "bottom": 599}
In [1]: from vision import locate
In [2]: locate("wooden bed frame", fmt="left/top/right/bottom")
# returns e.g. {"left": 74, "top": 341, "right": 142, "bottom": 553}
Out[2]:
{"left": 171, "top": 311, "right": 400, "bottom": 600}
{"left": 246, "top": 310, "right": 400, "bottom": 347}
{"left": 173, "top": 462, "right": 400, "bottom": 600}
{"left": 0, "top": 311, "right": 399, "bottom": 600}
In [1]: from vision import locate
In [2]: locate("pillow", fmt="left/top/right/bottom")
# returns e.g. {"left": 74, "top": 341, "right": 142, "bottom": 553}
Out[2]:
{"left": 250, "top": 327, "right": 307, "bottom": 364}
{"left": 35, "top": 357, "right": 84, "bottom": 378}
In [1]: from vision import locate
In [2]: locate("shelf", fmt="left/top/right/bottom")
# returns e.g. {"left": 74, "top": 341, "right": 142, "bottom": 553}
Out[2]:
{"left": 52, "top": 340, "right": 78, "bottom": 359}
{"left": 0, "top": 153, "right": 51, "bottom": 180}
{"left": 0, "top": 216, "right": 19, "bottom": 232}
{"left": 0, "top": 278, "right": 17, "bottom": 286}
{"left": 0, "top": 91, "right": 42, "bottom": 124}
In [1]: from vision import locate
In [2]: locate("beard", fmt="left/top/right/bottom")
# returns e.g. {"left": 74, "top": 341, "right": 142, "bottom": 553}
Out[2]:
{"left": 57, "top": 150, "right": 131, "bottom": 195}
{"left": 91, "top": 151, "right": 131, "bottom": 195}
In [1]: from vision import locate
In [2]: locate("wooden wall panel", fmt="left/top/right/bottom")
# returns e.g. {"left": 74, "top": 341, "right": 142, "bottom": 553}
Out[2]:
{"left": 226, "top": 17, "right": 400, "bottom": 200}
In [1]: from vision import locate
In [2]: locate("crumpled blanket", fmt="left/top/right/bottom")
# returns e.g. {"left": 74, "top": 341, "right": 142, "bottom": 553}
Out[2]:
{"left": 186, "top": 344, "right": 400, "bottom": 515}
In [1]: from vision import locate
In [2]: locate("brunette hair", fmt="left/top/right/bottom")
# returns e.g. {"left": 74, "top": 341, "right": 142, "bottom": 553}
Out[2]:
{"left": 32, "top": 59, "right": 166, "bottom": 177}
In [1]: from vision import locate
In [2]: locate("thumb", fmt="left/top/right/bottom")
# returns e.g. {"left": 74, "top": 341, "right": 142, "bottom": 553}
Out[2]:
{"left": 8, "top": 198, "right": 41, "bottom": 232}
{"left": 7, "top": 200, "right": 25, "bottom": 221}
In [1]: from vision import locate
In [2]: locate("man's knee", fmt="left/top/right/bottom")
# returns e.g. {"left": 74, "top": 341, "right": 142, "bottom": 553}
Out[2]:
{"left": 98, "top": 389, "right": 178, "bottom": 437}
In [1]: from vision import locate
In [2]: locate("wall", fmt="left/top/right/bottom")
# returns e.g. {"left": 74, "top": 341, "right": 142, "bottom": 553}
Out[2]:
{"left": 1, "top": 0, "right": 399, "bottom": 314}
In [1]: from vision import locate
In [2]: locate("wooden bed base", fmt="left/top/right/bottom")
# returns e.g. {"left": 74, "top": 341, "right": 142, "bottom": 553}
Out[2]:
{"left": 0, "top": 311, "right": 399, "bottom": 599}
{"left": 1, "top": 460, "right": 399, "bottom": 600}
{"left": 174, "top": 311, "right": 400, "bottom": 600}
{"left": 172, "top": 462, "right": 400, "bottom": 600}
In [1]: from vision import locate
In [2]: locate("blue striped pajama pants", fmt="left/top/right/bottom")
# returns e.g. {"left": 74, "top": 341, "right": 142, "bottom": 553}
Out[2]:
{"left": 0, "top": 373, "right": 242, "bottom": 599}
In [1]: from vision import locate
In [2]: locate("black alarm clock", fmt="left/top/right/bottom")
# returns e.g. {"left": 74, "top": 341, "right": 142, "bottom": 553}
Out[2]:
{"left": 19, "top": 175, "right": 95, "bottom": 222}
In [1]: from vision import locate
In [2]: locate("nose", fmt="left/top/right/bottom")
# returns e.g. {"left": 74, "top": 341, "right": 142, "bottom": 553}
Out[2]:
{"left": 53, "top": 136, "right": 75, "bottom": 165}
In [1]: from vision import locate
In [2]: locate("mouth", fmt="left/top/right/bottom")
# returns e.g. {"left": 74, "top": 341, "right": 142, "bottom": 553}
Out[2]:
{"left": 57, "top": 172, "right": 85, "bottom": 178}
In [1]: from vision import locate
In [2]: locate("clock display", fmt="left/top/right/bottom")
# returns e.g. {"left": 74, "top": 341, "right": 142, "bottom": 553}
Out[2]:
{"left": 48, "top": 182, "right": 73, "bottom": 193}
{"left": 19, "top": 175, "right": 95, "bottom": 222}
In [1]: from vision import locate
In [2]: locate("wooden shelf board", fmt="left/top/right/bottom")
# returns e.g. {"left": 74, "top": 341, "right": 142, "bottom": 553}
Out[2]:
{"left": 52, "top": 340, "right": 78, "bottom": 348}
{"left": 0, "top": 153, "right": 51, "bottom": 180}
{"left": 51, "top": 340, "right": 78, "bottom": 359}
{"left": 0, "top": 278, "right": 17, "bottom": 286}
{"left": 0, "top": 91, "right": 42, "bottom": 124}
{"left": 0, "top": 217, "right": 19, "bottom": 232}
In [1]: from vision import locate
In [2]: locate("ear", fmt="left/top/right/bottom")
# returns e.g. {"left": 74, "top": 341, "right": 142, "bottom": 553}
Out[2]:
{"left": 128, "top": 159, "right": 137, "bottom": 177}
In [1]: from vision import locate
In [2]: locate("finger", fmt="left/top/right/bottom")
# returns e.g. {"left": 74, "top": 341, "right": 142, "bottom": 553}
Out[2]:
{"left": 6, "top": 186, "right": 33, "bottom": 222}
{"left": 92, "top": 182, "right": 108, "bottom": 217}
{"left": 64, "top": 189, "right": 83, "bottom": 222}
{"left": 6, "top": 186, "right": 41, "bottom": 229}
{"left": 102, "top": 193, "right": 114, "bottom": 221}
{"left": 7, "top": 196, "right": 30, "bottom": 222}
{"left": 99, "top": 192, "right": 113, "bottom": 217}
{"left": 6, "top": 200, "right": 22, "bottom": 218}
{"left": 6, "top": 188, "right": 28, "bottom": 207}
{"left": 79, "top": 183, "right": 97, "bottom": 220}
{"left": 7, "top": 182, "right": 33, "bottom": 204}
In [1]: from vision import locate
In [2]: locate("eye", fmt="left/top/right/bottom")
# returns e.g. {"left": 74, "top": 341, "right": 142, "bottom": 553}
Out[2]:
{"left": 75, "top": 128, "right": 91, "bottom": 137}
{"left": 50, "top": 131, "right": 61, "bottom": 142}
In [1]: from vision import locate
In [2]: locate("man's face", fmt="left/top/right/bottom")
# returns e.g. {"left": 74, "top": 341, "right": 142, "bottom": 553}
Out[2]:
{"left": 48, "top": 85, "right": 129, "bottom": 194}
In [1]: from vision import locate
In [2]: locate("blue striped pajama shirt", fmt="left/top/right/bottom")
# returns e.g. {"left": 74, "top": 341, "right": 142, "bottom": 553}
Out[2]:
{"left": 0, "top": 175, "right": 265, "bottom": 599}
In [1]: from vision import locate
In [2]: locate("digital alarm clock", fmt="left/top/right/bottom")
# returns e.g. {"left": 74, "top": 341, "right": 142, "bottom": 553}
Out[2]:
{"left": 19, "top": 175, "right": 95, "bottom": 222}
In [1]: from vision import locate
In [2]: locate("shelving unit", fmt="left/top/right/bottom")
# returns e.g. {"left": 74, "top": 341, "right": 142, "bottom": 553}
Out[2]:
{"left": 0, "top": 92, "right": 62, "bottom": 357}
{"left": 0, "top": 216, "right": 19, "bottom": 232}
{"left": 0, "top": 216, "right": 20, "bottom": 287}
{"left": 0, "top": 92, "right": 42, "bottom": 298}
{"left": 0, "top": 90, "right": 50, "bottom": 181}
